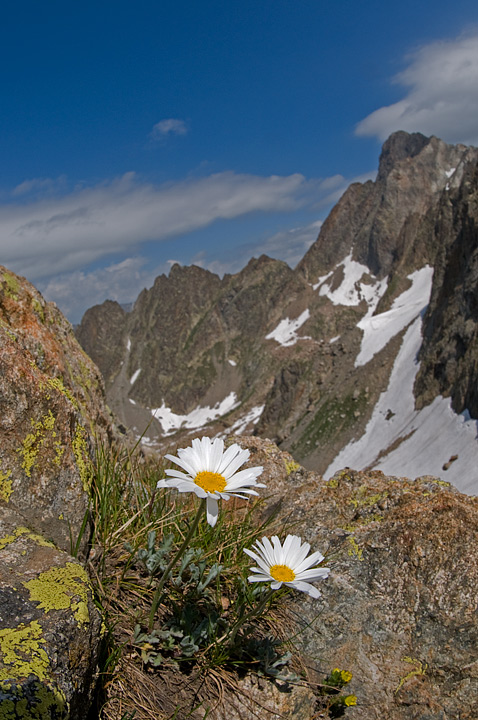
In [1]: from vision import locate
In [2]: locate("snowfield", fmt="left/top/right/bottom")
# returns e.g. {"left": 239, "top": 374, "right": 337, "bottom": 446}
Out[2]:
{"left": 326, "top": 315, "right": 478, "bottom": 494}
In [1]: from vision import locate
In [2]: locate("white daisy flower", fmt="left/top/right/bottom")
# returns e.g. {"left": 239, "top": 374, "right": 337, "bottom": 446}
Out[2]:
{"left": 157, "top": 436, "right": 265, "bottom": 527}
{"left": 244, "top": 535, "right": 330, "bottom": 599}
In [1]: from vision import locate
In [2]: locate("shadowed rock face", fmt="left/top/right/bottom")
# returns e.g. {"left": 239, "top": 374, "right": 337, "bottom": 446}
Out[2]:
{"left": 416, "top": 158, "right": 478, "bottom": 417}
{"left": 0, "top": 266, "right": 111, "bottom": 718}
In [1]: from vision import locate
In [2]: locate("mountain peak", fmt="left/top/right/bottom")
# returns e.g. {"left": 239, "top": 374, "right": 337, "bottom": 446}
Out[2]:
{"left": 377, "top": 131, "right": 432, "bottom": 180}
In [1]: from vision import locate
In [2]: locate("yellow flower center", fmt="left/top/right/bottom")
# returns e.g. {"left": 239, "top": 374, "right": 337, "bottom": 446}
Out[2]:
{"left": 194, "top": 471, "right": 227, "bottom": 493}
{"left": 270, "top": 564, "right": 296, "bottom": 582}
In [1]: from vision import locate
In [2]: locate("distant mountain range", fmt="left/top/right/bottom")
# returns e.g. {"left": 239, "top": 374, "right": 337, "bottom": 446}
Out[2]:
{"left": 76, "top": 131, "right": 478, "bottom": 494}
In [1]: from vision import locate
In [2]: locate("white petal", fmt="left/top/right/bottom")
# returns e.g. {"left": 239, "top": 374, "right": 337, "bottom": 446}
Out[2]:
{"left": 165, "top": 453, "right": 197, "bottom": 478}
{"left": 206, "top": 496, "right": 219, "bottom": 527}
{"left": 177, "top": 484, "right": 206, "bottom": 498}
{"left": 163, "top": 469, "right": 195, "bottom": 481}
{"left": 271, "top": 536, "right": 285, "bottom": 564}
{"left": 294, "top": 550, "right": 325, "bottom": 574}
{"left": 247, "top": 575, "right": 269, "bottom": 583}
{"left": 217, "top": 444, "right": 244, "bottom": 475}
{"left": 224, "top": 467, "right": 262, "bottom": 490}
{"left": 290, "top": 580, "right": 322, "bottom": 598}
{"left": 221, "top": 447, "right": 250, "bottom": 478}
{"left": 288, "top": 538, "right": 312, "bottom": 568}
{"left": 295, "top": 567, "right": 330, "bottom": 581}
{"left": 260, "top": 537, "right": 277, "bottom": 566}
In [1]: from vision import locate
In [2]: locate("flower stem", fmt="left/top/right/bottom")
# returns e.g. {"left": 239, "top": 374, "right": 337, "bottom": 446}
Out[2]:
{"left": 148, "top": 497, "right": 206, "bottom": 631}
{"left": 211, "top": 587, "right": 276, "bottom": 649}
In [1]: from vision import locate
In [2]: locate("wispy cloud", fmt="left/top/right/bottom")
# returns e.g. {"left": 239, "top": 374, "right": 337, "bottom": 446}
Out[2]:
{"left": 356, "top": 31, "right": 478, "bottom": 146}
{"left": 9, "top": 169, "right": 371, "bottom": 323}
{"left": 151, "top": 118, "right": 188, "bottom": 140}
{"left": 12, "top": 175, "right": 67, "bottom": 198}
{"left": 0, "top": 170, "right": 307, "bottom": 281}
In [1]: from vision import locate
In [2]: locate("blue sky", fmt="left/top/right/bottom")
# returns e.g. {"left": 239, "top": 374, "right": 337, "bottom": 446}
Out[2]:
{"left": 1, "top": 1, "right": 478, "bottom": 322}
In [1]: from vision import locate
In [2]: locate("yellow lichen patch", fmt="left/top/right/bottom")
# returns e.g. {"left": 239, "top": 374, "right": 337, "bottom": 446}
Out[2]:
{"left": 22, "top": 562, "right": 91, "bottom": 628}
{"left": 1, "top": 272, "right": 20, "bottom": 300}
{"left": 0, "top": 470, "right": 13, "bottom": 503}
{"left": 72, "top": 424, "right": 91, "bottom": 491}
{"left": 31, "top": 297, "right": 45, "bottom": 323}
{"left": 350, "top": 487, "right": 388, "bottom": 509}
{"left": 45, "top": 377, "right": 78, "bottom": 409}
{"left": 16, "top": 411, "right": 57, "bottom": 478}
{"left": 284, "top": 459, "right": 301, "bottom": 475}
{"left": 0, "top": 621, "right": 49, "bottom": 683}
{"left": 395, "top": 656, "right": 428, "bottom": 693}
{"left": 0, "top": 527, "right": 55, "bottom": 551}
{"left": 0, "top": 680, "right": 68, "bottom": 720}
{"left": 346, "top": 535, "right": 364, "bottom": 561}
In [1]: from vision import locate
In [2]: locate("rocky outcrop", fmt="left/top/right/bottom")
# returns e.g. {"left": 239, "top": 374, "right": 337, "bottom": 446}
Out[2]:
{"left": 0, "top": 266, "right": 111, "bottom": 718}
{"left": 226, "top": 437, "right": 478, "bottom": 720}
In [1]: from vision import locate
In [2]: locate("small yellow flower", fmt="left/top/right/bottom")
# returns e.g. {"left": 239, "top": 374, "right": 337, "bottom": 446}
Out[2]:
{"left": 344, "top": 695, "right": 357, "bottom": 707}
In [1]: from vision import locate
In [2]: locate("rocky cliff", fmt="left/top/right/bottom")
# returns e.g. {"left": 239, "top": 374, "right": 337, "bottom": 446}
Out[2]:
{"left": 0, "top": 266, "right": 112, "bottom": 718}
{"left": 76, "top": 131, "right": 478, "bottom": 494}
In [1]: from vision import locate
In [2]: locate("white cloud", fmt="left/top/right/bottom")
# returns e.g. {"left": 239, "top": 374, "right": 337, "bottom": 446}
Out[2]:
{"left": 151, "top": 118, "right": 188, "bottom": 139}
{"left": 12, "top": 175, "right": 68, "bottom": 197}
{"left": 0, "top": 170, "right": 307, "bottom": 281}
{"left": 356, "top": 32, "right": 478, "bottom": 145}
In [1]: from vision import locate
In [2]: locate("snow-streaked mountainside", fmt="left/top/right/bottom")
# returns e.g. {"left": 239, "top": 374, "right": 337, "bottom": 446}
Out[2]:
{"left": 76, "top": 131, "right": 478, "bottom": 494}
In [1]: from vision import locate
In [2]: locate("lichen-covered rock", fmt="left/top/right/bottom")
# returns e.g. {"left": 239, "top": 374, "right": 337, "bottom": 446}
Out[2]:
{"left": 0, "top": 506, "right": 102, "bottom": 719}
{"left": 234, "top": 436, "right": 478, "bottom": 720}
{"left": 0, "top": 266, "right": 111, "bottom": 718}
{"left": 0, "top": 265, "right": 111, "bottom": 553}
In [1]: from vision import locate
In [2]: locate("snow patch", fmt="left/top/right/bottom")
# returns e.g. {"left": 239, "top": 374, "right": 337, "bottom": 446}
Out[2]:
{"left": 445, "top": 167, "right": 456, "bottom": 178}
{"left": 266, "top": 309, "right": 311, "bottom": 347}
{"left": 126, "top": 337, "right": 131, "bottom": 351}
{"left": 228, "top": 359, "right": 237, "bottom": 366}
{"left": 316, "top": 253, "right": 387, "bottom": 308}
{"left": 355, "top": 266, "right": 434, "bottom": 367}
{"left": 130, "top": 368, "right": 141, "bottom": 385}
{"left": 227, "top": 405, "right": 264, "bottom": 435}
{"left": 129, "top": 398, "right": 136, "bottom": 405}
{"left": 325, "top": 314, "right": 478, "bottom": 495}
{"left": 329, "top": 335, "right": 340, "bottom": 344}
{"left": 151, "top": 392, "right": 239, "bottom": 436}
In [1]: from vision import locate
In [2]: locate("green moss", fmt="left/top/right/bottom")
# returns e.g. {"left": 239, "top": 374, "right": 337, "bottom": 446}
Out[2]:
{"left": 0, "top": 471, "right": 13, "bottom": 503}
{"left": 23, "top": 562, "right": 91, "bottom": 628}
{"left": 16, "top": 412, "right": 57, "bottom": 478}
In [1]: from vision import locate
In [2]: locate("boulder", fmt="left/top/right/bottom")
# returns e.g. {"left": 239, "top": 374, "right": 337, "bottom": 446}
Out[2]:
{"left": 0, "top": 267, "right": 111, "bottom": 718}
{"left": 232, "top": 437, "right": 478, "bottom": 720}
